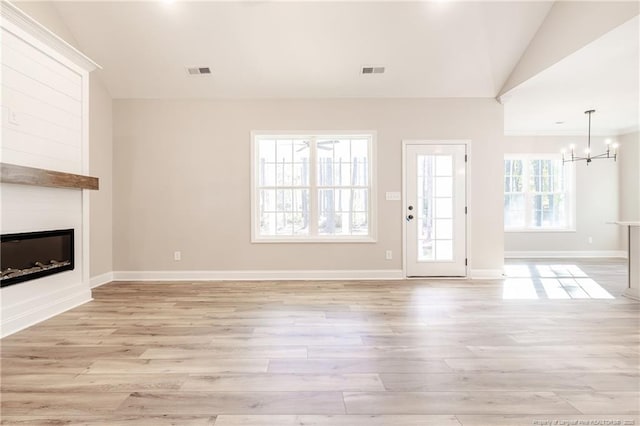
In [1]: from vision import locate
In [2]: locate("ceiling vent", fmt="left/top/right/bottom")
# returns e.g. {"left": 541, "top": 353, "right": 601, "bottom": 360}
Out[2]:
{"left": 186, "top": 67, "right": 211, "bottom": 75}
{"left": 362, "top": 66, "right": 385, "bottom": 75}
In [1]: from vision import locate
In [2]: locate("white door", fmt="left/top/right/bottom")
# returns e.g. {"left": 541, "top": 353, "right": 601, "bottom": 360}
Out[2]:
{"left": 404, "top": 143, "right": 467, "bottom": 277}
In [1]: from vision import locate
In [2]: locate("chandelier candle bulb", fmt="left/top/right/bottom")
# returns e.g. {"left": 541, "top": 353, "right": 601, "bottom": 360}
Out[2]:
{"left": 562, "top": 110, "right": 619, "bottom": 165}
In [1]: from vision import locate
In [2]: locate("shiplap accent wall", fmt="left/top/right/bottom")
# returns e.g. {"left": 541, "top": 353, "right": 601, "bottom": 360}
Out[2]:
{"left": 2, "top": 29, "right": 83, "bottom": 173}
{"left": 1, "top": 3, "right": 98, "bottom": 337}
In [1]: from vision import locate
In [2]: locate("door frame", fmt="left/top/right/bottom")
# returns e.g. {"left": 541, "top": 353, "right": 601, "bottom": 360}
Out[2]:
{"left": 402, "top": 140, "right": 471, "bottom": 279}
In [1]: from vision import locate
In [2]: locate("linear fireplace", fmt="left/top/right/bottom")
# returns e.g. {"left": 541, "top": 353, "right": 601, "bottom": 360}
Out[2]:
{"left": 1, "top": 229, "right": 74, "bottom": 288}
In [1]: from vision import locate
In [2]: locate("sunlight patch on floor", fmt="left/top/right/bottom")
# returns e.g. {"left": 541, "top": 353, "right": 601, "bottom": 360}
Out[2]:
{"left": 503, "top": 264, "right": 614, "bottom": 300}
{"left": 540, "top": 278, "right": 571, "bottom": 299}
{"left": 535, "top": 264, "right": 588, "bottom": 278}
{"left": 503, "top": 265, "right": 531, "bottom": 278}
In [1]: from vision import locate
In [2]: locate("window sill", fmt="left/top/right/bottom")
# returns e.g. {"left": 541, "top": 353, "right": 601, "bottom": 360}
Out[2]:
{"left": 504, "top": 228, "right": 576, "bottom": 233}
{"left": 252, "top": 236, "right": 377, "bottom": 244}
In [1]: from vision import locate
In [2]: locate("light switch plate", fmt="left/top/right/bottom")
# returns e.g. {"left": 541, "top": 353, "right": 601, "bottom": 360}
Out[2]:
{"left": 385, "top": 192, "right": 401, "bottom": 201}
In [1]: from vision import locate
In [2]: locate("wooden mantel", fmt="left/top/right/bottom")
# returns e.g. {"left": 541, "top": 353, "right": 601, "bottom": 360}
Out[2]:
{"left": 0, "top": 163, "right": 99, "bottom": 190}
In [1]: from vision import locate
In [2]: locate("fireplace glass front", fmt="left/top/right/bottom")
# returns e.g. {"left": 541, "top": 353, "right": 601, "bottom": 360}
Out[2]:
{"left": 1, "top": 229, "right": 74, "bottom": 288}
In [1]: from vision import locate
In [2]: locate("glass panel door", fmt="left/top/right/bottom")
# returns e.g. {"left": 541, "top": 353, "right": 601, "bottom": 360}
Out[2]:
{"left": 405, "top": 144, "right": 466, "bottom": 277}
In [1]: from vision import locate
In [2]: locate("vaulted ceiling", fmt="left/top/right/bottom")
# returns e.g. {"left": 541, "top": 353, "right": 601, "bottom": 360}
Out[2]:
{"left": 503, "top": 15, "right": 639, "bottom": 136}
{"left": 50, "top": 1, "right": 553, "bottom": 99}
{"left": 13, "top": 1, "right": 640, "bottom": 135}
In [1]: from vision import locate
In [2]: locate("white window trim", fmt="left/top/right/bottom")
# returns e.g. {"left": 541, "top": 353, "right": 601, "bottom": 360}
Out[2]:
{"left": 504, "top": 153, "right": 576, "bottom": 233}
{"left": 250, "top": 131, "right": 377, "bottom": 243}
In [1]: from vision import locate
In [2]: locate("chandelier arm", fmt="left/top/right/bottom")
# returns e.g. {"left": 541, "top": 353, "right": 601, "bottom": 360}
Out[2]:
{"left": 566, "top": 156, "right": 590, "bottom": 161}
{"left": 564, "top": 153, "right": 615, "bottom": 163}
{"left": 589, "top": 153, "right": 616, "bottom": 160}
{"left": 561, "top": 109, "right": 618, "bottom": 165}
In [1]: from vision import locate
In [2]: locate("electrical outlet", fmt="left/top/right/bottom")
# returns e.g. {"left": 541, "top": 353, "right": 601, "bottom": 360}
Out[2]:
{"left": 588, "top": 237, "right": 593, "bottom": 244}
{"left": 174, "top": 251, "right": 181, "bottom": 261}
{"left": 385, "top": 250, "right": 393, "bottom": 260}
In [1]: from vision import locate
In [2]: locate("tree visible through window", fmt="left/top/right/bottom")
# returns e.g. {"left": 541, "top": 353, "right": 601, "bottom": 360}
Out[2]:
{"left": 253, "top": 134, "right": 374, "bottom": 241}
{"left": 504, "top": 155, "right": 573, "bottom": 230}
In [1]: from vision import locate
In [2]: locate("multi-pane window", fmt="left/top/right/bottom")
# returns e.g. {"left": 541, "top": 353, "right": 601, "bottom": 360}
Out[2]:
{"left": 504, "top": 159, "right": 525, "bottom": 228}
{"left": 256, "top": 139, "right": 310, "bottom": 236}
{"left": 417, "top": 155, "right": 454, "bottom": 261}
{"left": 253, "top": 134, "right": 375, "bottom": 241}
{"left": 504, "top": 155, "right": 574, "bottom": 231}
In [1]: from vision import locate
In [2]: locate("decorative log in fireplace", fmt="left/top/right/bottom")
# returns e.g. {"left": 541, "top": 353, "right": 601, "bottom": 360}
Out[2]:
{"left": 1, "top": 229, "right": 74, "bottom": 288}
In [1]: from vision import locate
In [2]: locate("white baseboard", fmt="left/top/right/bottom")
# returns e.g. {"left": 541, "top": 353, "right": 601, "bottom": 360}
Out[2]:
{"left": 89, "top": 271, "right": 114, "bottom": 288}
{"left": 113, "top": 269, "right": 404, "bottom": 282}
{"left": 1, "top": 284, "right": 92, "bottom": 338}
{"left": 470, "top": 269, "right": 505, "bottom": 279}
{"left": 505, "top": 250, "right": 627, "bottom": 259}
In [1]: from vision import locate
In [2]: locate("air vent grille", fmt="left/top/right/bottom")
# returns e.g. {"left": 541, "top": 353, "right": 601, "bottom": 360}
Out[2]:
{"left": 186, "top": 67, "right": 212, "bottom": 75}
{"left": 362, "top": 66, "right": 385, "bottom": 75}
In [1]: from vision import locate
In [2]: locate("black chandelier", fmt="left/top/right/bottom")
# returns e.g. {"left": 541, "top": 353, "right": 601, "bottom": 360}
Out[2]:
{"left": 562, "top": 109, "right": 618, "bottom": 165}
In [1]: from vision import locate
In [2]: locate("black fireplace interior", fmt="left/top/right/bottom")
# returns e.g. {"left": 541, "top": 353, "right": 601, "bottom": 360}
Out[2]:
{"left": 1, "top": 229, "right": 74, "bottom": 288}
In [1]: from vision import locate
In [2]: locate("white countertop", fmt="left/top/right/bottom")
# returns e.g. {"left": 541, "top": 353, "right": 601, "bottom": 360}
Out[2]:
{"left": 612, "top": 221, "right": 640, "bottom": 227}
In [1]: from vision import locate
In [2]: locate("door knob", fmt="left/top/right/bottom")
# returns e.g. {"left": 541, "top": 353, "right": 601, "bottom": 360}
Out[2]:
{"left": 406, "top": 214, "right": 414, "bottom": 221}
{"left": 408, "top": 205, "right": 414, "bottom": 210}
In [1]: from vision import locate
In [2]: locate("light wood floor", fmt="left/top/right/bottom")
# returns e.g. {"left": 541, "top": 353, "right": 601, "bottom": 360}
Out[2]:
{"left": 1, "top": 259, "right": 639, "bottom": 425}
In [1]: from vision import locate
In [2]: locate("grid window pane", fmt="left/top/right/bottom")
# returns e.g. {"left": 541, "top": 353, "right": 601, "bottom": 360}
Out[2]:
{"left": 435, "top": 240, "right": 453, "bottom": 260}
{"left": 504, "top": 157, "right": 571, "bottom": 230}
{"left": 257, "top": 138, "right": 312, "bottom": 238}
{"left": 276, "top": 212, "right": 292, "bottom": 235}
{"left": 435, "top": 198, "right": 453, "bottom": 218}
{"left": 435, "top": 177, "right": 452, "bottom": 197}
{"left": 259, "top": 140, "right": 276, "bottom": 162}
{"left": 260, "top": 212, "right": 276, "bottom": 235}
{"left": 435, "top": 155, "right": 452, "bottom": 176}
{"left": 352, "top": 189, "right": 368, "bottom": 212}
{"left": 277, "top": 162, "right": 293, "bottom": 186}
{"left": 417, "top": 153, "right": 434, "bottom": 262}
{"left": 292, "top": 162, "right": 309, "bottom": 186}
{"left": 504, "top": 194, "right": 525, "bottom": 228}
{"left": 260, "top": 189, "right": 276, "bottom": 212}
{"left": 257, "top": 136, "right": 371, "bottom": 239}
{"left": 435, "top": 219, "right": 453, "bottom": 240}
{"left": 352, "top": 212, "right": 368, "bottom": 235}
{"left": 504, "top": 159, "right": 524, "bottom": 192}
{"left": 276, "top": 140, "right": 293, "bottom": 162}
{"left": 260, "top": 163, "right": 275, "bottom": 186}
{"left": 293, "top": 140, "right": 309, "bottom": 162}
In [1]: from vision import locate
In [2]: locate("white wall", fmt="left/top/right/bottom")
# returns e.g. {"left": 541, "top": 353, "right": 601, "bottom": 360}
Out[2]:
{"left": 113, "top": 98, "right": 505, "bottom": 277}
{"left": 503, "top": 135, "right": 621, "bottom": 256}
{"left": 616, "top": 131, "right": 640, "bottom": 254}
{"left": 618, "top": 131, "right": 640, "bottom": 222}
{"left": 89, "top": 78, "right": 113, "bottom": 279}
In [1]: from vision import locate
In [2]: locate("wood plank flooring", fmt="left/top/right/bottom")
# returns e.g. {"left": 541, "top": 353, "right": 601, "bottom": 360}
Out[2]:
{"left": 1, "top": 259, "right": 639, "bottom": 425}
